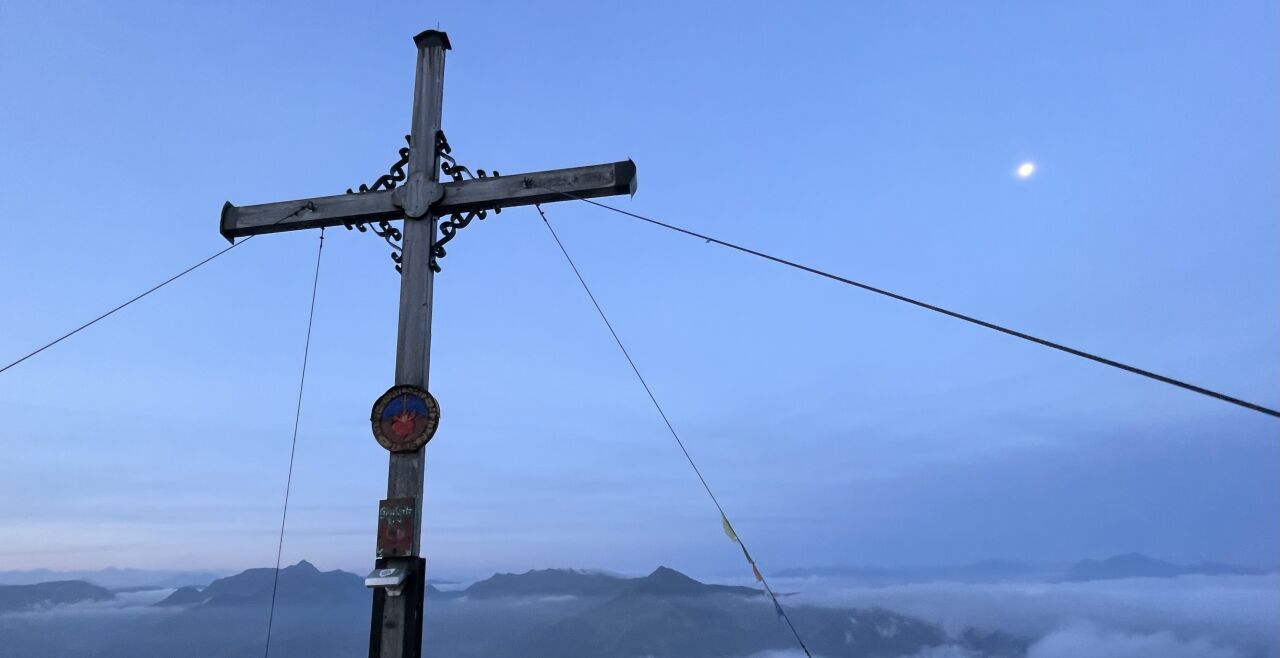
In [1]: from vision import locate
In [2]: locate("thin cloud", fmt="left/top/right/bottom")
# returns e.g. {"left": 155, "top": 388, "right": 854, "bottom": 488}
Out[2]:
{"left": 1028, "top": 622, "right": 1243, "bottom": 658}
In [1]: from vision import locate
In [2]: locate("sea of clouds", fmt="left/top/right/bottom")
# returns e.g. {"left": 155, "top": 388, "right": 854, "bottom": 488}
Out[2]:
{"left": 4, "top": 571, "right": 1276, "bottom": 657}
{"left": 773, "top": 573, "right": 1279, "bottom": 658}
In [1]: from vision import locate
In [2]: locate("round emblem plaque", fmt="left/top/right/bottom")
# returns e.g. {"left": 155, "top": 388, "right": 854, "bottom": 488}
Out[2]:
{"left": 370, "top": 385, "right": 440, "bottom": 452}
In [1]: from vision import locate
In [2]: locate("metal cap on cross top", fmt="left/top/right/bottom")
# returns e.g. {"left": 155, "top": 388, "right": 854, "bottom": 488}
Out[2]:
{"left": 413, "top": 30, "right": 451, "bottom": 50}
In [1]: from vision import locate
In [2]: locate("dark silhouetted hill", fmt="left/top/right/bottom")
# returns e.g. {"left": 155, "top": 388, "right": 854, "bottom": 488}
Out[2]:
{"left": 453, "top": 566, "right": 762, "bottom": 600}
{"left": 461, "top": 568, "right": 624, "bottom": 598}
{"left": 155, "top": 586, "right": 206, "bottom": 607}
{"left": 154, "top": 560, "right": 361, "bottom": 607}
{"left": 7, "top": 562, "right": 1028, "bottom": 658}
{"left": 627, "top": 566, "right": 761, "bottom": 597}
{"left": 0, "top": 580, "right": 114, "bottom": 612}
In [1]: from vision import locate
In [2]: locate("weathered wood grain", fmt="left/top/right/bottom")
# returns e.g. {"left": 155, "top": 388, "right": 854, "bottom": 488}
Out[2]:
{"left": 219, "top": 191, "right": 398, "bottom": 242}
{"left": 435, "top": 160, "right": 636, "bottom": 215}
{"left": 375, "top": 29, "right": 447, "bottom": 658}
{"left": 219, "top": 159, "right": 634, "bottom": 242}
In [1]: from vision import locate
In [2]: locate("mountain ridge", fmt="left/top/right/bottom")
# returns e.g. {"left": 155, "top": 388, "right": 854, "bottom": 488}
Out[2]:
{"left": 0, "top": 580, "right": 115, "bottom": 612}
{"left": 774, "top": 553, "right": 1272, "bottom": 584}
{"left": 154, "top": 559, "right": 362, "bottom": 607}
{"left": 1060, "top": 553, "right": 1269, "bottom": 582}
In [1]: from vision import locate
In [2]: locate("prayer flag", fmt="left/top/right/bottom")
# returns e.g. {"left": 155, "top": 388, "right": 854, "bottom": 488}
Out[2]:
{"left": 721, "top": 514, "right": 738, "bottom": 543}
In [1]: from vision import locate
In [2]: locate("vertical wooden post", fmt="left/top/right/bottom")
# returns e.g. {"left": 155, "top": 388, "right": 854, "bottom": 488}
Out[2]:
{"left": 370, "top": 29, "right": 449, "bottom": 658}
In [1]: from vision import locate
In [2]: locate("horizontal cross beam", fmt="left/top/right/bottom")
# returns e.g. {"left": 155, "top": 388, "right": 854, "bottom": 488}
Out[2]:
{"left": 220, "top": 160, "right": 636, "bottom": 242}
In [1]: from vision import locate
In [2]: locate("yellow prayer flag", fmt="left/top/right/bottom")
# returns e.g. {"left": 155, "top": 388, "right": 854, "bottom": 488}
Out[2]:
{"left": 721, "top": 514, "right": 738, "bottom": 543}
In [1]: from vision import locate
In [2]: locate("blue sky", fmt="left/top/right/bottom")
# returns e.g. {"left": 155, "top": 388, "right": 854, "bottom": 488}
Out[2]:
{"left": 0, "top": 1, "right": 1276, "bottom": 578}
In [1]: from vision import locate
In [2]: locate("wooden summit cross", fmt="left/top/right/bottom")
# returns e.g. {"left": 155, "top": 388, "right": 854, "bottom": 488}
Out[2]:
{"left": 219, "top": 30, "right": 637, "bottom": 658}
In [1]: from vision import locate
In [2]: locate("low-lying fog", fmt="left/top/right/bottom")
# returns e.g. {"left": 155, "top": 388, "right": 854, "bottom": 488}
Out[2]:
{"left": 1, "top": 572, "right": 1275, "bottom": 657}
{"left": 780, "top": 573, "right": 1279, "bottom": 658}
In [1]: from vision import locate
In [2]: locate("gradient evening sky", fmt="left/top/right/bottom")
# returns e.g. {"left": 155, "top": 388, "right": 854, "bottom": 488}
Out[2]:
{"left": 1, "top": 1, "right": 1276, "bottom": 578}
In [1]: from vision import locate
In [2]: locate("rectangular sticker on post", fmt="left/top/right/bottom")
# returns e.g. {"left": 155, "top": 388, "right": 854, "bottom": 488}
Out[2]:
{"left": 377, "top": 497, "right": 416, "bottom": 558}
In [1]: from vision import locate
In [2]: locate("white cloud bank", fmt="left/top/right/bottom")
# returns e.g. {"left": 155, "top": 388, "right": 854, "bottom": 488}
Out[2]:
{"left": 780, "top": 573, "right": 1279, "bottom": 657}
{"left": 1028, "top": 622, "right": 1243, "bottom": 658}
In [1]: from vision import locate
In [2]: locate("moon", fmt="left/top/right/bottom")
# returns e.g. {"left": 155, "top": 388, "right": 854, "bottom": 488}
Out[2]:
{"left": 1016, "top": 162, "right": 1036, "bottom": 179}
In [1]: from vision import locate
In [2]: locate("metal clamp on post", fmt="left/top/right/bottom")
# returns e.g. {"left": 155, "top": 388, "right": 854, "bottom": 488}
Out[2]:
{"left": 365, "top": 567, "right": 409, "bottom": 597}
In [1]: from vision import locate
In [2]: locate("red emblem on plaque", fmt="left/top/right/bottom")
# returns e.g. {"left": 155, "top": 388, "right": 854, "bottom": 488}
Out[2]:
{"left": 370, "top": 385, "right": 440, "bottom": 452}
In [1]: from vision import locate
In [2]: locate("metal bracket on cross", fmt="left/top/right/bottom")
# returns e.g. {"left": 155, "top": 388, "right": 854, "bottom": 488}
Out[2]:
{"left": 426, "top": 130, "right": 500, "bottom": 272}
{"left": 342, "top": 131, "right": 503, "bottom": 273}
{"left": 343, "top": 136, "right": 410, "bottom": 272}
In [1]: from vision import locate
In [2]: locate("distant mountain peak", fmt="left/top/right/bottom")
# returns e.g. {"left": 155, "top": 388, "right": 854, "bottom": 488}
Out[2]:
{"left": 646, "top": 565, "right": 695, "bottom": 580}
{"left": 632, "top": 566, "right": 704, "bottom": 594}
{"left": 772, "top": 560, "right": 1044, "bottom": 584}
{"left": 630, "top": 566, "right": 761, "bottom": 598}
{"left": 162, "top": 560, "right": 363, "bottom": 607}
{"left": 1062, "top": 553, "right": 1265, "bottom": 582}
{"left": 155, "top": 586, "right": 207, "bottom": 607}
{"left": 451, "top": 565, "right": 762, "bottom": 600}
{"left": 462, "top": 568, "right": 624, "bottom": 598}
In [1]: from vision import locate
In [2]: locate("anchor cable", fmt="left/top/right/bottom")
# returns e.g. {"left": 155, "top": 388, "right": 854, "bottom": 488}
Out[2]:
{"left": 263, "top": 227, "right": 326, "bottom": 658}
{"left": 0, "top": 203, "right": 314, "bottom": 376}
{"left": 535, "top": 205, "right": 815, "bottom": 658}
{"left": 536, "top": 187, "right": 1279, "bottom": 420}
